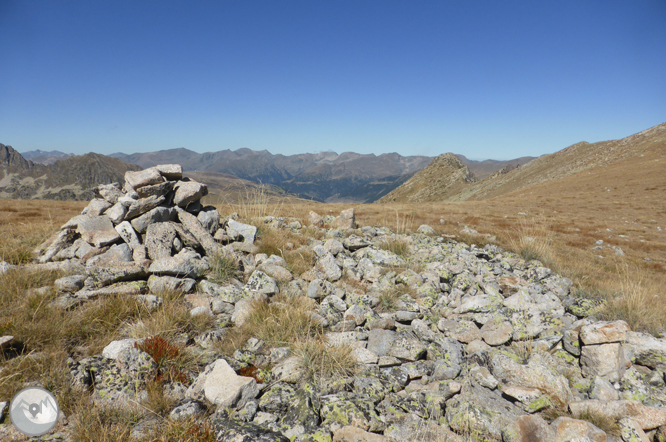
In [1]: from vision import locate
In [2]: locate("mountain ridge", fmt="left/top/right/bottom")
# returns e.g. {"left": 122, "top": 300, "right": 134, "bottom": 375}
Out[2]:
{"left": 379, "top": 121, "right": 666, "bottom": 203}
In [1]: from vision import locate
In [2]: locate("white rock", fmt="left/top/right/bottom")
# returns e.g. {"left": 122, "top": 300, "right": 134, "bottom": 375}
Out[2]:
{"left": 102, "top": 339, "right": 138, "bottom": 360}
{"left": 187, "top": 359, "right": 259, "bottom": 408}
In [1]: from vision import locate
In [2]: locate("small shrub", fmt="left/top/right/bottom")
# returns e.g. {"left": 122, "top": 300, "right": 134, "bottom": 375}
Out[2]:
{"left": 376, "top": 287, "right": 400, "bottom": 313}
{"left": 136, "top": 336, "right": 191, "bottom": 384}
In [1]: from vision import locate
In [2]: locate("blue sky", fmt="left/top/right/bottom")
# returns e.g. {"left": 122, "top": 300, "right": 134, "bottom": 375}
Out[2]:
{"left": 1, "top": 1, "right": 664, "bottom": 160}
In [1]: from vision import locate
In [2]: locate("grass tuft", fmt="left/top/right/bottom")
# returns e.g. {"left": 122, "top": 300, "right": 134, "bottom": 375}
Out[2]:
{"left": 206, "top": 253, "right": 240, "bottom": 284}
{"left": 293, "top": 338, "right": 357, "bottom": 382}
{"left": 215, "top": 294, "right": 322, "bottom": 356}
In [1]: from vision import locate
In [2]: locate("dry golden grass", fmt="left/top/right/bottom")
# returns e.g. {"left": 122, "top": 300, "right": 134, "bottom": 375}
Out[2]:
{"left": 292, "top": 337, "right": 357, "bottom": 382}
{"left": 253, "top": 225, "right": 315, "bottom": 276}
{"left": 215, "top": 294, "right": 322, "bottom": 356}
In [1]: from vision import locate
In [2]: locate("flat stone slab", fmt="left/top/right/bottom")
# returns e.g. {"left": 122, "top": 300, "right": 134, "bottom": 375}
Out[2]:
{"left": 155, "top": 164, "right": 182, "bottom": 180}
{"left": 125, "top": 168, "right": 164, "bottom": 190}
{"left": 76, "top": 215, "right": 121, "bottom": 248}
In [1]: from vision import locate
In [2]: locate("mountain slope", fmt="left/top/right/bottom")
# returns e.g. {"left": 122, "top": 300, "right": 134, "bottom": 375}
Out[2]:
{"left": 377, "top": 153, "right": 477, "bottom": 203}
{"left": 377, "top": 122, "right": 666, "bottom": 204}
{"left": 1, "top": 145, "right": 140, "bottom": 200}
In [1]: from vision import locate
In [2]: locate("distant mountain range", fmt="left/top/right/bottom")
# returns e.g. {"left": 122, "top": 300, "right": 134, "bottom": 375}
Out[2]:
{"left": 3, "top": 143, "right": 535, "bottom": 203}
{"left": 109, "top": 149, "right": 534, "bottom": 203}
{"left": 21, "top": 149, "right": 73, "bottom": 165}
{"left": 0, "top": 144, "right": 139, "bottom": 200}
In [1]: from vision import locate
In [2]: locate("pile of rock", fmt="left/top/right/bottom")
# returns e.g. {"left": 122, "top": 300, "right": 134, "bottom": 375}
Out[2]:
{"left": 30, "top": 164, "right": 266, "bottom": 308}
{"left": 3, "top": 164, "right": 666, "bottom": 442}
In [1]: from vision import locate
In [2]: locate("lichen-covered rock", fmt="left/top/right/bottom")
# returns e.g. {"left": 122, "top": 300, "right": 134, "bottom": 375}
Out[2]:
{"left": 446, "top": 381, "right": 525, "bottom": 441}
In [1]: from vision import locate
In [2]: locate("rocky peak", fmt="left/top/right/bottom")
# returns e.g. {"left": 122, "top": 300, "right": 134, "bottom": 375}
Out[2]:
{"left": 0, "top": 143, "right": 33, "bottom": 170}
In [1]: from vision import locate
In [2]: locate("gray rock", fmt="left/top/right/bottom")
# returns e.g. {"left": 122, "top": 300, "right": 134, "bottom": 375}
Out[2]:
{"left": 489, "top": 352, "right": 572, "bottom": 407}
{"left": 308, "top": 211, "right": 324, "bottom": 227}
{"left": 76, "top": 216, "right": 120, "bottom": 247}
{"left": 199, "top": 280, "right": 245, "bottom": 303}
{"left": 173, "top": 181, "right": 208, "bottom": 208}
{"left": 125, "top": 195, "right": 166, "bottom": 219}
{"left": 367, "top": 329, "right": 396, "bottom": 357}
{"left": 85, "top": 263, "right": 149, "bottom": 287}
{"left": 177, "top": 209, "right": 220, "bottom": 256}
{"left": 446, "top": 381, "right": 525, "bottom": 440}
{"left": 86, "top": 243, "right": 133, "bottom": 267}
{"left": 124, "top": 168, "right": 163, "bottom": 190}
{"left": 54, "top": 274, "right": 86, "bottom": 293}
{"left": 580, "top": 343, "right": 629, "bottom": 382}
{"left": 149, "top": 248, "right": 206, "bottom": 279}
{"left": 470, "top": 366, "right": 499, "bottom": 389}
{"left": 227, "top": 219, "right": 258, "bottom": 245}
{"left": 155, "top": 164, "right": 183, "bottom": 180}
{"left": 85, "top": 198, "right": 112, "bottom": 216}
{"left": 130, "top": 206, "right": 177, "bottom": 234}
{"left": 417, "top": 224, "right": 435, "bottom": 235}
{"left": 307, "top": 279, "right": 336, "bottom": 299}
{"left": 316, "top": 252, "right": 342, "bottom": 281}
{"left": 95, "top": 182, "right": 124, "bottom": 204}
{"left": 147, "top": 275, "right": 196, "bottom": 294}
{"left": 133, "top": 245, "right": 148, "bottom": 261}
{"left": 429, "top": 338, "right": 464, "bottom": 380}
{"left": 197, "top": 206, "right": 220, "bottom": 235}
{"left": 343, "top": 235, "right": 371, "bottom": 251}
{"left": 590, "top": 376, "right": 620, "bottom": 401}
{"left": 580, "top": 320, "right": 630, "bottom": 345}
{"left": 211, "top": 415, "right": 289, "bottom": 442}
{"left": 102, "top": 339, "right": 138, "bottom": 360}
{"left": 114, "top": 221, "right": 141, "bottom": 250}
{"left": 136, "top": 181, "right": 174, "bottom": 199}
{"left": 624, "top": 331, "right": 666, "bottom": 370}
{"left": 480, "top": 316, "right": 513, "bottom": 346}
{"left": 105, "top": 202, "right": 128, "bottom": 224}
{"left": 245, "top": 270, "right": 278, "bottom": 295}
{"left": 323, "top": 239, "right": 344, "bottom": 256}
{"left": 331, "top": 208, "right": 356, "bottom": 229}
{"left": 550, "top": 416, "right": 609, "bottom": 441}
{"left": 169, "top": 400, "right": 205, "bottom": 421}
{"left": 0, "top": 336, "right": 14, "bottom": 350}
{"left": 619, "top": 418, "right": 650, "bottom": 442}
{"left": 145, "top": 222, "right": 177, "bottom": 260}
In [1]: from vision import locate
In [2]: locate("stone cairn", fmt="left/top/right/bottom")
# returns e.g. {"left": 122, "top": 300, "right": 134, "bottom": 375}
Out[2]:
{"left": 31, "top": 164, "right": 258, "bottom": 308}
{"left": 3, "top": 165, "right": 666, "bottom": 441}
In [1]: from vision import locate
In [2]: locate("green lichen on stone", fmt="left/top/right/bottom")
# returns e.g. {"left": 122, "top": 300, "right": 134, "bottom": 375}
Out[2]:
{"left": 525, "top": 395, "right": 551, "bottom": 413}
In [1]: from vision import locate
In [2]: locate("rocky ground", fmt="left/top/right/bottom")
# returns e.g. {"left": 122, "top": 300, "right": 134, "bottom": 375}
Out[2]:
{"left": 2, "top": 164, "right": 666, "bottom": 442}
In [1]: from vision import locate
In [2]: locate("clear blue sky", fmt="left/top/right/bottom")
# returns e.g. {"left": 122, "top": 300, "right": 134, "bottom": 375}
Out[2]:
{"left": 1, "top": 1, "right": 665, "bottom": 160}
